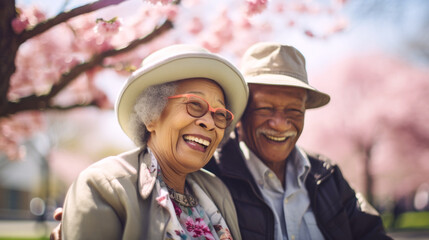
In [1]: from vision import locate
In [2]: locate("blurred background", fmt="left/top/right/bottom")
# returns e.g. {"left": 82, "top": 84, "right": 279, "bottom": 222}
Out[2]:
{"left": 1, "top": 0, "right": 428, "bottom": 239}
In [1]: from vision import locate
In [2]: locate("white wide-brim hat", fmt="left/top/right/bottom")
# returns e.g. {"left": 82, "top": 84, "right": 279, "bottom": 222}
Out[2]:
{"left": 241, "top": 42, "right": 330, "bottom": 109}
{"left": 115, "top": 44, "right": 249, "bottom": 140}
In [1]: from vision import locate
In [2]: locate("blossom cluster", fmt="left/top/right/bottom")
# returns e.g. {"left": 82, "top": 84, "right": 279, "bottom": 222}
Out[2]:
{"left": 94, "top": 17, "right": 122, "bottom": 37}
{"left": 245, "top": 0, "right": 268, "bottom": 16}
{"left": 11, "top": 7, "right": 46, "bottom": 34}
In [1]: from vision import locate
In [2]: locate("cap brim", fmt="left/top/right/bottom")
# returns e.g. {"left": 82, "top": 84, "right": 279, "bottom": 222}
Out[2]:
{"left": 115, "top": 53, "right": 248, "bottom": 140}
{"left": 245, "top": 74, "right": 330, "bottom": 109}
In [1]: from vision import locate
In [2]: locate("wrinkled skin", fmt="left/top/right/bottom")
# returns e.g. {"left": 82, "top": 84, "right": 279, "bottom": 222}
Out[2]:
{"left": 238, "top": 84, "right": 307, "bottom": 184}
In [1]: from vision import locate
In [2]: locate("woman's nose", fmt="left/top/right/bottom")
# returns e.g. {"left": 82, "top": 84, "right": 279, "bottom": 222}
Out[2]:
{"left": 195, "top": 112, "right": 216, "bottom": 130}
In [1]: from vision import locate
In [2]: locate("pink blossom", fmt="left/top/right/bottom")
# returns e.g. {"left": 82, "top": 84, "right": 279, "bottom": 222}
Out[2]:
{"left": 11, "top": 6, "right": 46, "bottom": 34}
{"left": 0, "top": 112, "right": 44, "bottom": 160}
{"left": 145, "top": 0, "right": 173, "bottom": 5}
{"left": 187, "top": 17, "right": 204, "bottom": 34}
{"left": 238, "top": 17, "right": 252, "bottom": 29}
{"left": 245, "top": 0, "right": 268, "bottom": 16}
{"left": 304, "top": 30, "right": 315, "bottom": 38}
{"left": 11, "top": 15, "right": 29, "bottom": 34}
{"left": 160, "top": 4, "right": 178, "bottom": 21}
{"left": 94, "top": 18, "right": 122, "bottom": 37}
{"left": 213, "top": 10, "right": 233, "bottom": 42}
{"left": 30, "top": 7, "right": 46, "bottom": 23}
{"left": 326, "top": 17, "right": 348, "bottom": 34}
{"left": 275, "top": 2, "right": 284, "bottom": 13}
{"left": 290, "top": 2, "right": 310, "bottom": 13}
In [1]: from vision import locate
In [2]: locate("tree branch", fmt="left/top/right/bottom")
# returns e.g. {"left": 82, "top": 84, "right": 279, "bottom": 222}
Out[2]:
{"left": 48, "top": 102, "right": 99, "bottom": 111}
{"left": 18, "top": 0, "right": 127, "bottom": 43}
{"left": 1, "top": 19, "right": 174, "bottom": 117}
{"left": 49, "top": 19, "right": 173, "bottom": 97}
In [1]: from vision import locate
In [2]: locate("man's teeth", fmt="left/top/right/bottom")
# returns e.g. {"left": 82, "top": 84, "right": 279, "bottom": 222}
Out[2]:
{"left": 265, "top": 135, "right": 287, "bottom": 142}
{"left": 184, "top": 136, "right": 210, "bottom": 147}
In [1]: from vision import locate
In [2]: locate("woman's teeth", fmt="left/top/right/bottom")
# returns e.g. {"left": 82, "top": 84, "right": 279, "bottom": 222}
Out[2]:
{"left": 184, "top": 135, "right": 210, "bottom": 147}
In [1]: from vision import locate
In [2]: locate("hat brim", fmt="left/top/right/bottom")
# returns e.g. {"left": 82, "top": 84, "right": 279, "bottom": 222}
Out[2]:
{"left": 245, "top": 74, "right": 330, "bottom": 109}
{"left": 115, "top": 52, "right": 248, "bottom": 140}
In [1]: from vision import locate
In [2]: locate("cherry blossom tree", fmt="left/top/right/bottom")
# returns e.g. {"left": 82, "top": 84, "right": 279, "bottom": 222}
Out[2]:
{"left": 301, "top": 52, "right": 429, "bottom": 203}
{"left": 0, "top": 0, "right": 346, "bottom": 160}
{"left": 0, "top": 0, "right": 178, "bottom": 160}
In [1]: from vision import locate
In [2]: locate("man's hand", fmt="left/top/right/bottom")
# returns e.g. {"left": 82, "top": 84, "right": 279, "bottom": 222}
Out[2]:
{"left": 50, "top": 208, "right": 63, "bottom": 240}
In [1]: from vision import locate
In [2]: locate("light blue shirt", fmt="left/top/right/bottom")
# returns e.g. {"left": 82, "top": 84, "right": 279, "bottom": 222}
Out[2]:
{"left": 240, "top": 142, "right": 325, "bottom": 240}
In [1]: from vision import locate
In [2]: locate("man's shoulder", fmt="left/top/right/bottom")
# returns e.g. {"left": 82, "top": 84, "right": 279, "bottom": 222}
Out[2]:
{"left": 299, "top": 148, "right": 334, "bottom": 170}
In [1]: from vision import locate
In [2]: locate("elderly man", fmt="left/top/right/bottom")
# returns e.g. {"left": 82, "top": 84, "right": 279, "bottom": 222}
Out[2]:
{"left": 205, "top": 42, "right": 391, "bottom": 240}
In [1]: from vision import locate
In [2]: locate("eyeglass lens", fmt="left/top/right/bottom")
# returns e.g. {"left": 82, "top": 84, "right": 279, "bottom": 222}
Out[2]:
{"left": 186, "top": 96, "right": 232, "bottom": 129}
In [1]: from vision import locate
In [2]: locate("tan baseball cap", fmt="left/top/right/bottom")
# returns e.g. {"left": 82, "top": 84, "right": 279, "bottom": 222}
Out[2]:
{"left": 115, "top": 44, "right": 249, "bottom": 140}
{"left": 241, "top": 42, "right": 330, "bottom": 109}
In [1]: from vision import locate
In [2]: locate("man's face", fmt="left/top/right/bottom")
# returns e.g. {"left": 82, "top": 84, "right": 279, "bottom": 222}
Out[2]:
{"left": 239, "top": 84, "right": 307, "bottom": 165}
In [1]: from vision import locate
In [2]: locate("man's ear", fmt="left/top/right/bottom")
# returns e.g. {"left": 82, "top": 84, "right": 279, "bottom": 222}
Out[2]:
{"left": 235, "top": 121, "right": 244, "bottom": 141}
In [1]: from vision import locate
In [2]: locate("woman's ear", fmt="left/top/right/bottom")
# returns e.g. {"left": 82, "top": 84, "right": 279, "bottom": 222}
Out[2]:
{"left": 145, "top": 120, "right": 156, "bottom": 133}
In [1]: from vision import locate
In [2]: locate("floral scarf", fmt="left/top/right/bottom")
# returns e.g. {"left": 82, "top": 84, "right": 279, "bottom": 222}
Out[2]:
{"left": 148, "top": 149, "right": 233, "bottom": 240}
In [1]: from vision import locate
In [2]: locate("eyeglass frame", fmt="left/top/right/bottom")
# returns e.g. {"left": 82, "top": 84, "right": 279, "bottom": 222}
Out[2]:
{"left": 167, "top": 93, "right": 234, "bottom": 129}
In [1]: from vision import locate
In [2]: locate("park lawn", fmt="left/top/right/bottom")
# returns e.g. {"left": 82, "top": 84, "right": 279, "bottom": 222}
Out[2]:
{"left": 383, "top": 211, "right": 429, "bottom": 230}
{"left": 1, "top": 211, "right": 428, "bottom": 240}
{"left": 395, "top": 211, "right": 429, "bottom": 229}
{"left": 0, "top": 238, "right": 48, "bottom": 240}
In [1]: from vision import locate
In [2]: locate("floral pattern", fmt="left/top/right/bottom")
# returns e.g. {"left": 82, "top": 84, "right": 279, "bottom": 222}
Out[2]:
{"left": 149, "top": 149, "right": 233, "bottom": 240}
{"left": 163, "top": 187, "right": 233, "bottom": 240}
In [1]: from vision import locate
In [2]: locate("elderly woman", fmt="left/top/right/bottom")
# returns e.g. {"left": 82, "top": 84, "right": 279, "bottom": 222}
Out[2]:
{"left": 59, "top": 45, "right": 248, "bottom": 239}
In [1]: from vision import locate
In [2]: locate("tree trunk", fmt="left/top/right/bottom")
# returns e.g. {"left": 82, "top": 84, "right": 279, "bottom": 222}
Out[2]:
{"left": 0, "top": 0, "right": 19, "bottom": 115}
{"left": 363, "top": 145, "right": 374, "bottom": 204}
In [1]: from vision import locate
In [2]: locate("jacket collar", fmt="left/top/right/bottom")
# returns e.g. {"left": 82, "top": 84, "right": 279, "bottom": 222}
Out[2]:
{"left": 217, "top": 138, "right": 335, "bottom": 187}
{"left": 137, "top": 147, "right": 158, "bottom": 199}
{"left": 305, "top": 151, "right": 335, "bottom": 184}
{"left": 217, "top": 137, "right": 256, "bottom": 182}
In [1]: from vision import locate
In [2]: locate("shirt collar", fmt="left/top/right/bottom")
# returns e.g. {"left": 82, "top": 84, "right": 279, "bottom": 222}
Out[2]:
{"left": 239, "top": 142, "right": 311, "bottom": 189}
{"left": 239, "top": 141, "right": 274, "bottom": 189}
{"left": 287, "top": 147, "right": 311, "bottom": 188}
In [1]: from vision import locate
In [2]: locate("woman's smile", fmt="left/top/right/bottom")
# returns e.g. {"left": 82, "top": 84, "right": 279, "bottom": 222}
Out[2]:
{"left": 183, "top": 134, "right": 211, "bottom": 152}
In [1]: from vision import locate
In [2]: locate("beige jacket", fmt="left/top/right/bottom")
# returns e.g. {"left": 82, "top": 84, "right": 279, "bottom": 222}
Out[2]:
{"left": 61, "top": 148, "right": 241, "bottom": 240}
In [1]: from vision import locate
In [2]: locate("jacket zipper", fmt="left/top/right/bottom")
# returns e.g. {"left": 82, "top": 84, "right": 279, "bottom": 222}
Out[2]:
{"left": 312, "top": 166, "right": 336, "bottom": 240}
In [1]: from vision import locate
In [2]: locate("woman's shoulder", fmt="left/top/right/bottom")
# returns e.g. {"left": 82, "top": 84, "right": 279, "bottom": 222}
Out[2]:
{"left": 78, "top": 148, "right": 143, "bottom": 183}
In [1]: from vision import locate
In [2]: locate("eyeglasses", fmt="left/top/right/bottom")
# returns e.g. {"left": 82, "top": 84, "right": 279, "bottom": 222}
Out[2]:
{"left": 167, "top": 94, "right": 234, "bottom": 129}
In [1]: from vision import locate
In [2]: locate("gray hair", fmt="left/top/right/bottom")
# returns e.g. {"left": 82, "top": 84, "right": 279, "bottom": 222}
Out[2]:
{"left": 128, "top": 80, "right": 234, "bottom": 147}
{"left": 129, "top": 82, "right": 178, "bottom": 146}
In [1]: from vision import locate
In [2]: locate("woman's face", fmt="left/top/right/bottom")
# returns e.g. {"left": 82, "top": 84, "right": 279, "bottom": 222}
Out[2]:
{"left": 147, "top": 78, "right": 226, "bottom": 173}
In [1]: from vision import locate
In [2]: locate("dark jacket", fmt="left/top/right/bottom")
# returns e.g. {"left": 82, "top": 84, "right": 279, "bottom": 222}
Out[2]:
{"left": 205, "top": 137, "right": 392, "bottom": 240}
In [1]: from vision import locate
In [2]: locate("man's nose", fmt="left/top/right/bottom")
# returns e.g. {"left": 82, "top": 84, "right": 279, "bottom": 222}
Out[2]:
{"left": 267, "top": 111, "right": 292, "bottom": 131}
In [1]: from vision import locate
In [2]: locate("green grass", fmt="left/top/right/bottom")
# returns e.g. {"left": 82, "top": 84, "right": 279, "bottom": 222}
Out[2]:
{"left": 2, "top": 211, "right": 429, "bottom": 239}
{"left": 0, "top": 238, "right": 48, "bottom": 240}
{"left": 394, "top": 211, "right": 429, "bottom": 229}
{"left": 383, "top": 211, "right": 429, "bottom": 230}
